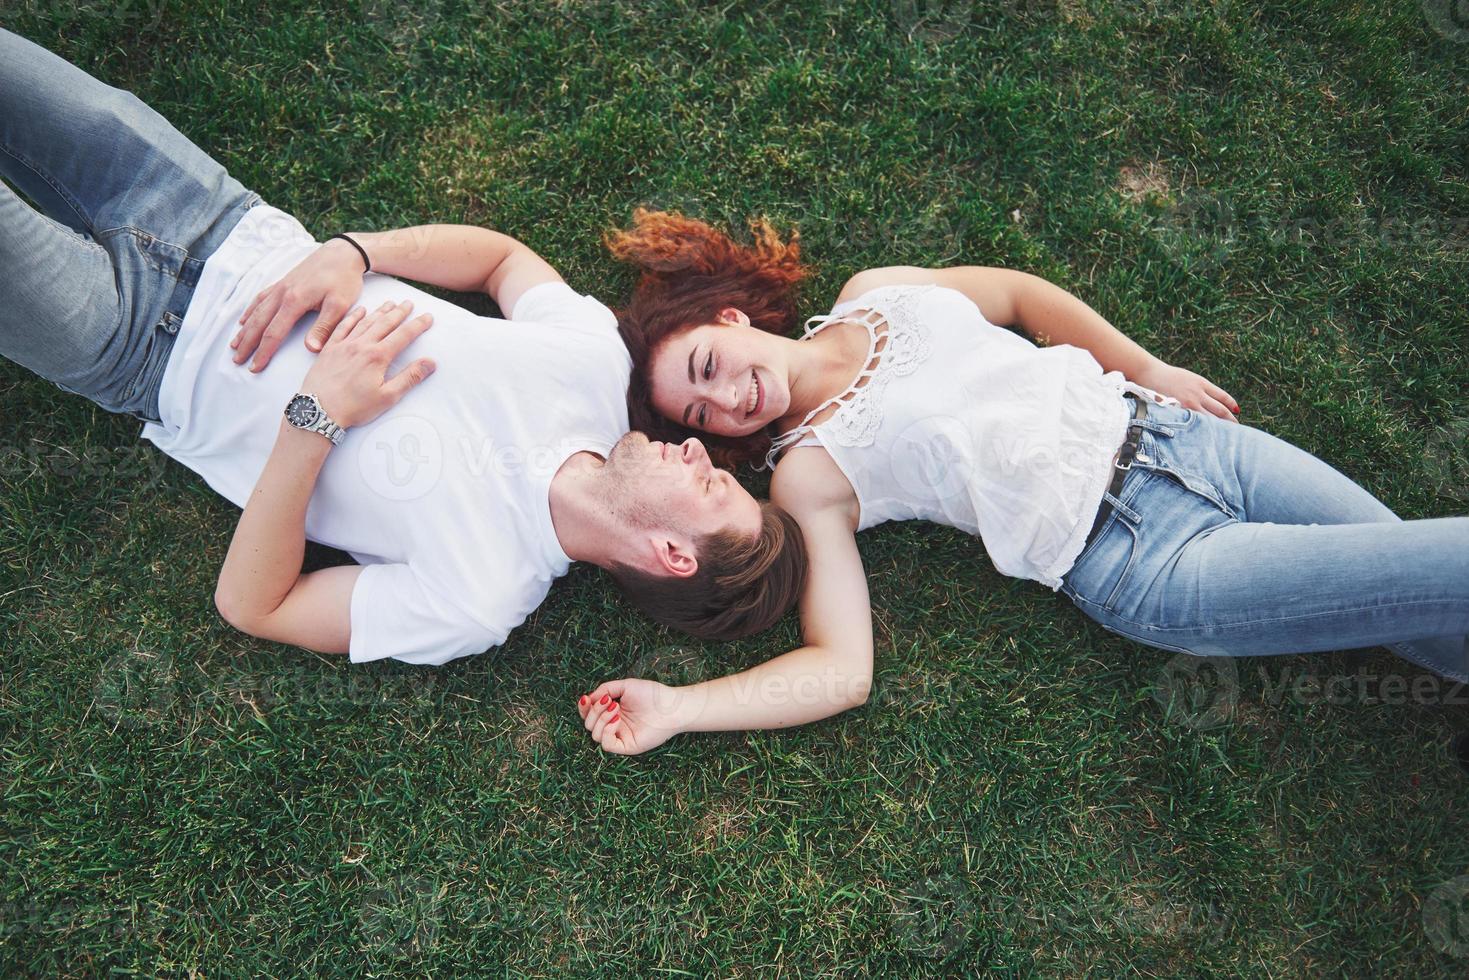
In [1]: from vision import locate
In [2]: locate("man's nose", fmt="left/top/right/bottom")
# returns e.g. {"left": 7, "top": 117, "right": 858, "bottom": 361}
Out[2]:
{"left": 679, "top": 437, "right": 706, "bottom": 466}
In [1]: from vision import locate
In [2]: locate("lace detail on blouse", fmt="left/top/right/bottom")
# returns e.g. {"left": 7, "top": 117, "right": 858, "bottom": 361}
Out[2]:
{"left": 760, "top": 284, "right": 937, "bottom": 470}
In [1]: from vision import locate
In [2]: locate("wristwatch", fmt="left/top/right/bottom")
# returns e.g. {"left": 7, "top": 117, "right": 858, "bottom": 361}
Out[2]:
{"left": 283, "top": 393, "right": 346, "bottom": 446}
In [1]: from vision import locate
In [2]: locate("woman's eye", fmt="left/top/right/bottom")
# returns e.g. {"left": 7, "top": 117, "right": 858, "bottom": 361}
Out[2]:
{"left": 703, "top": 352, "right": 713, "bottom": 380}
{"left": 697, "top": 406, "right": 706, "bottom": 428}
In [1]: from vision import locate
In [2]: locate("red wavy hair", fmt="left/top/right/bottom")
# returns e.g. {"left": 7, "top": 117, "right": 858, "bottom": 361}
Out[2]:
{"left": 607, "top": 208, "right": 809, "bottom": 469}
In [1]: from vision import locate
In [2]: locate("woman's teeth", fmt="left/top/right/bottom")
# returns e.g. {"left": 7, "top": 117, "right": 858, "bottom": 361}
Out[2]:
{"left": 745, "top": 370, "right": 760, "bottom": 416}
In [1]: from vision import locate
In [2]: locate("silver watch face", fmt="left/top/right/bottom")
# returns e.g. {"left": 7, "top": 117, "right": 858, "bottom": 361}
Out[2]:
{"left": 286, "top": 394, "right": 322, "bottom": 428}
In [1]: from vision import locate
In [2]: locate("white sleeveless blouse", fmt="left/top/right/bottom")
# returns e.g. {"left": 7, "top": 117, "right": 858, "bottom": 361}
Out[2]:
{"left": 763, "top": 283, "right": 1182, "bottom": 591}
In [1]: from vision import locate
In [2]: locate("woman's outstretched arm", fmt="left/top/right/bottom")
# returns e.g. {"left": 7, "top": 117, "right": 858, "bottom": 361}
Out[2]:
{"left": 837, "top": 265, "right": 1241, "bottom": 422}
{"left": 577, "top": 448, "right": 874, "bottom": 755}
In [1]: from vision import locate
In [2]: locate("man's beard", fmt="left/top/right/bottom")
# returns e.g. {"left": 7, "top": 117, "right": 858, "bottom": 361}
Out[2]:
{"left": 596, "top": 434, "right": 688, "bottom": 537}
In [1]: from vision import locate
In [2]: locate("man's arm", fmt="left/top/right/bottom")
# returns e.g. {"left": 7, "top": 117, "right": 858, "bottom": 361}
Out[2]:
{"left": 214, "top": 301, "right": 437, "bottom": 652}
{"left": 340, "top": 224, "right": 562, "bottom": 317}
{"left": 231, "top": 224, "right": 563, "bottom": 371}
{"left": 212, "top": 420, "right": 360, "bottom": 652}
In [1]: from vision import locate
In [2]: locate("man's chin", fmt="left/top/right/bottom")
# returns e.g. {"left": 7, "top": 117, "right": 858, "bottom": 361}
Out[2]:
{"left": 608, "top": 430, "right": 650, "bottom": 463}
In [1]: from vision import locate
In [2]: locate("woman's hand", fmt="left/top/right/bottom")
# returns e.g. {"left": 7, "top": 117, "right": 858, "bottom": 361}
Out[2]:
{"left": 299, "top": 300, "right": 436, "bottom": 429}
{"left": 575, "top": 679, "right": 688, "bottom": 756}
{"left": 1132, "top": 358, "right": 1241, "bottom": 422}
{"left": 231, "top": 237, "right": 369, "bottom": 372}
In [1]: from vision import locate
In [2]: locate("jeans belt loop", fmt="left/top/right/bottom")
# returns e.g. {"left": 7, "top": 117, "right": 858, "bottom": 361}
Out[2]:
{"left": 1084, "top": 393, "right": 1149, "bottom": 547}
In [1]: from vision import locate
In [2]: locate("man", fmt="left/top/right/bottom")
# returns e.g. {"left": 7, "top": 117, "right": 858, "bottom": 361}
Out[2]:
{"left": 0, "top": 28, "right": 807, "bottom": 666}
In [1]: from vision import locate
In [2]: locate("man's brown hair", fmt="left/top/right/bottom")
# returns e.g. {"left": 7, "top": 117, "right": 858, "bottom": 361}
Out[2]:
{"left": 607, "top": 501, "right": 808, "bottom": 641}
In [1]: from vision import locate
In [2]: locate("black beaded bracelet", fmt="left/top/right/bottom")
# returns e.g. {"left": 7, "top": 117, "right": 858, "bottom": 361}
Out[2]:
{"left": 329, "top": 233, "right": 371, "bottom": 274}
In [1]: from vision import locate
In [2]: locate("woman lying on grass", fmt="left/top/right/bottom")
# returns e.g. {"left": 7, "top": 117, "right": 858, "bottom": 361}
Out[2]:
{"left": 575, "top": 209, "right": 1469, "bottom": 755}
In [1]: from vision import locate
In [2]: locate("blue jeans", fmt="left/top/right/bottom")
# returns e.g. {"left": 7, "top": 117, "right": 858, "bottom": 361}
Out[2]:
{"left": 1059, "top": 396, "right": 1469, "bottom": 682}
{"left": 0, "top": 28, "right": 260, "bottom": 424}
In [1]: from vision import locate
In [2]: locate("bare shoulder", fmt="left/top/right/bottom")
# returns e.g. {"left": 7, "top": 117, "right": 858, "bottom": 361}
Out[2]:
{"left": 770, "top": 446, "right": 859, "bottom": 529}
{"left": 834, "top": 265, "right": 942, "bottom": 306}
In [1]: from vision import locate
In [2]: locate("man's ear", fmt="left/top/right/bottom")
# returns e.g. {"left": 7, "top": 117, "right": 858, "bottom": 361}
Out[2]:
{"left": 650, "top": 535, "right": 699, "bottom": 579}
{"left": 717, "top": 307, "right": 750, "bottom": 328}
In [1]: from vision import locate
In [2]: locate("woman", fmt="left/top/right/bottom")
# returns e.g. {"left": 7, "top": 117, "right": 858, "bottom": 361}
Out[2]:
{"left": 575, "top": 209, "right": 1469, "bottom": 755}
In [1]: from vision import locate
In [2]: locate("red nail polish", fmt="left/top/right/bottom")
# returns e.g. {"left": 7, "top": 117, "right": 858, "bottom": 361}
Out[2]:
{"left": 1232, "top": 405, "right": 1240, "bottom": 413}
{"left": 600, "top": 695, "right": 609, "bottom": 705}
{"left": 608, "top": 714, "right": 619, "bottom": 724}
{"left": 579, "top": 696, "right": 587, "bottom": 706}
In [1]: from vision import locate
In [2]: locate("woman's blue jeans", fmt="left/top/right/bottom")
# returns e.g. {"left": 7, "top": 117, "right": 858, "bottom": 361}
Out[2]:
{"left": 1059, "top": 397, "right": 1469, "bottom": 682}
{"left": 0, "top": 27, "right": 260, "bottom": 424}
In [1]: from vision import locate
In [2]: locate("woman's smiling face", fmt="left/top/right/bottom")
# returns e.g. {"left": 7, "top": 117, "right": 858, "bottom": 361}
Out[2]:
{"left": 647, "top": 311, "right": 791, "bottom": 438}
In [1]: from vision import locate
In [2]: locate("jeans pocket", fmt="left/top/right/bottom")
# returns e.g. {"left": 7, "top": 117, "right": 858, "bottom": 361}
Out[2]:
{"left": 120, "top": 311, "right": 177, "bottom": 413}
{"left": 1136, "top": 427, "right": 1238, "bottom": 520}
{"left": 1062, "top": 505, "right": 1143, "bottom": 615}
{"left": 1148, "top": 464, "right": 1236, "bottom": 520}
{"left": 120, "top": 337, "right": 155, "bottom": 404}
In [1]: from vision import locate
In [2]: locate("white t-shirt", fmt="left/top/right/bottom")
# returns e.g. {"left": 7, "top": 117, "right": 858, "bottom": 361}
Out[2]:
{"left": 141, "top": 205, "right": 631, "bottom": 665}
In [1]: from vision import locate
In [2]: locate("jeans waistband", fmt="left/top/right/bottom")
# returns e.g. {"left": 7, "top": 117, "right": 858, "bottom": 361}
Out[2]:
{"left": 162, "top": 192, "right": 262, "bottom": 335}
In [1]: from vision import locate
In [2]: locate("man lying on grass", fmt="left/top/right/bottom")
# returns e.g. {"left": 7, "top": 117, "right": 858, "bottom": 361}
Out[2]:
{"left": 0, "top": 29, "right": 806, "bottom": 673}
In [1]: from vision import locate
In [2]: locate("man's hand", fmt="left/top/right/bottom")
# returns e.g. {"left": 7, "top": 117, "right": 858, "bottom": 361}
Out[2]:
{"left": 576, "top": 679, "right": 688, "bottom": 756}
{"left": 301, "top": 300, "right": 436, "bottom": 429}
{"left": 1132, "top": 359, "right": 1241, "bottom": 423}
{"left": 231, "top": 237, "right": 368, "bottom": 372}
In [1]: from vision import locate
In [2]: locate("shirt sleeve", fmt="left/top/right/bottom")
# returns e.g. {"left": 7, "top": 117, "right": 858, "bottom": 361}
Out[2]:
{"left": 348, "top": 561, "right": 505, "bottom": 666}
{"left": 508, "top": 280, "right": 619, "bottom": 337}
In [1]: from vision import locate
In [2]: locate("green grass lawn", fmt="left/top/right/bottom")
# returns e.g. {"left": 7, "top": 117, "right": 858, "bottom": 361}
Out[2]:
{"left": 2, "top": 0, "right": 1468, "bottom": 974}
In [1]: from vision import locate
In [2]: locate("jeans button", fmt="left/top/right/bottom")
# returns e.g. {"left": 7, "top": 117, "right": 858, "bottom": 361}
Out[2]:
{"left": 1135, "top": 451, "right": 1151, "bottom": 464}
